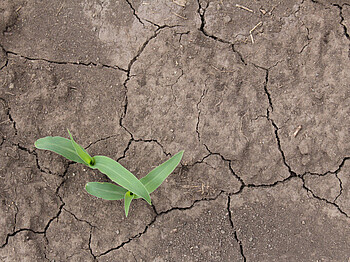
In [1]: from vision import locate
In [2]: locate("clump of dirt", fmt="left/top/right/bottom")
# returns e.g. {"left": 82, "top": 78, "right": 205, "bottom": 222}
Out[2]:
{"left": 0, "top": 1, "right": 17, "bottom": 34}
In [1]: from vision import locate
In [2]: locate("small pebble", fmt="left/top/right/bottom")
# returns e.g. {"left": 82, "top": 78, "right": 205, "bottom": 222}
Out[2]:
{"left": 223, "top": 16, "right": 231, "bottom": 23}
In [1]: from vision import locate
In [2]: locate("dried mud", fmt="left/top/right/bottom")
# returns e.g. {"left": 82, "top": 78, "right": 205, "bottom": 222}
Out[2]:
{"left": 1, "top": 0, "right": 350, "bottom": 261}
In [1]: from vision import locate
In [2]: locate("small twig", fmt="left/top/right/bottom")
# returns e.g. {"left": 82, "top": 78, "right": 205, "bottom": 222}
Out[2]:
{"left": 250, "top": 34, "right": 255, "bottom": 44}
{"left": 249, "top": 21, "right": 262, "bottom": 44}
{"left": 171, "top": 12, "right": 187, "bottom": 20}
{"left": 15, "top": 6, "right": 22, "bottom": 12}
{"left": 214, "top": 99, "right": 222, "bottom": 108}
{"left": 0, "top": 119, "right": 11, "bottom": 125}
{"left": 235, "top": 4, "right": 253, "bottom": 13}
{"left": 211, "top": 65, "right": 234, "bottom": 73}
{"left": 182, "top": 185, "right": 200, "bottom": 189}
{"left": 250, "top": 21, "right": 263, "bottom": 33}
{"left": 172, "top": 0, "right": 186, "bottom": 7}
{"left": 56, "top": 3, "right": 64, "bottom": 16}
{"left": 269, "top": 5, "right": 276, "bottom": 15}
{"left": 293, "top": 125, "right": 302, "bottom": 137}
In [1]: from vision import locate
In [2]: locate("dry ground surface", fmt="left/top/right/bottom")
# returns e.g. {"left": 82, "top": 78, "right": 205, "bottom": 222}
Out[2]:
{"left": 0, "top": 0, "right": 350, "bottom": 261}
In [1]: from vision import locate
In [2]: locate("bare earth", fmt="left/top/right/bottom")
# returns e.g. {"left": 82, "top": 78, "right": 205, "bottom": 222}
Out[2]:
{"left": 1, "top": 0, "right": 350, "bottom": 261}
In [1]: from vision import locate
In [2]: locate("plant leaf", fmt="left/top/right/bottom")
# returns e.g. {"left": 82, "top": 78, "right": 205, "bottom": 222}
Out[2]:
{"left": 67, "top": 129, "right": 93, "bottom": 166}
{"left": 85, "top": 182, "right": 127, "bottom": 200}
{"left": 124, "top": 191, "right": 134, "bottom": 217}
{"left": 92, "top": 155, "right": 151, "bottom": 204}
{"left": 135, "top": 151, "right": 184, "bottom": 198}
{"left": 35, "top": 136, "right": 86, "bottom": 164}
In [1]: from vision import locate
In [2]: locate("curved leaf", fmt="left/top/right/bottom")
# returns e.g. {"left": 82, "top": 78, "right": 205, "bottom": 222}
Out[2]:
{"left": 140, "top": 151, "right": 184, "bottom": 194}
{"left": 124, "top": 191, "right": 134, "bottom": 217}
{"left": 92, "top": 156, "right": 151, "bottom": 204}
{"left": 67, "top": 129, "right": 93, "bottom": 166}
{"left": 85, "top": 182, "right": 127, "bottom": 200}
{"left": 35, "top": 136, "right": 85, "bottom": 164}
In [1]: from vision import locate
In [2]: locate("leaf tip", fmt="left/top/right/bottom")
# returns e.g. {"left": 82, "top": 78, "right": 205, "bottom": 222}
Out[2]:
{"left": 67, "top": 129, "right": 73, "bottom": 139}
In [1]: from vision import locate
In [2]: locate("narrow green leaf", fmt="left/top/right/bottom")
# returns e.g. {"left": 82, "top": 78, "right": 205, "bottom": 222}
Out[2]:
{"left": 92, "top": 156, "right": 151, "bottom": 204}
{"left": 141, "top": 151, "right": 183, "bottom": 193}
{"left": 85, "top": 182, "right": 127, "bottom": 200}
{"left": 135, "top": 151, "right": 184, "bottom": 199}
{"left": 124, "top": 191, "right": 134, "bottom": 217}
{"left": 35, "top": 136, "right": 85, "bottom": 164}
{"left": 67, "top": 129, "right": 93, "bottom": 166}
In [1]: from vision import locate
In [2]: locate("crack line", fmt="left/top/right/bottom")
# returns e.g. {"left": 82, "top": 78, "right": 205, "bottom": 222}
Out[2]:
{"left": 227, "top": 195, "right": 246, "bottom": 261}
{"left": 0, "top": 98, "right": 17, "bottom": 136}
{"left": 301, "top": 176, "right": 349, "bottom": 218}
{"left": 196, "top": 0, "right": 247, "bottom": 65}
{"left": 6, "top": 51, "right": 128, "bottom": 72}
{"left": 97, "top": 191, "right": 223, "bottom": 257}
{"left": 125, "top": 0, "right": 144, "bottom": 26}
{"left": 333, "top": 4, "right": 350, "bottom": 41}
{"left": 196, "top": 87, "right": 207, "bottom": 142}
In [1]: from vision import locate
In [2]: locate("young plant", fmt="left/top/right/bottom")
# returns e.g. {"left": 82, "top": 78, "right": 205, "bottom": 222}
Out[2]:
{"left": 35, "top": 130, "right": 184, "bottom": 217}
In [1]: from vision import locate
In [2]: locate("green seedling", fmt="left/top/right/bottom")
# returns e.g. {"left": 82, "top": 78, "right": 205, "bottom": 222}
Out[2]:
{"left": 35, "top": 130, "right": 184, "bottom": 217}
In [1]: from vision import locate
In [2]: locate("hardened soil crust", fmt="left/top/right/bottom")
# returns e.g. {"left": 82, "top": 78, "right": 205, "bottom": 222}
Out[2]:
{"left": 0, "top": 0, "right": 350, "bottom": 261}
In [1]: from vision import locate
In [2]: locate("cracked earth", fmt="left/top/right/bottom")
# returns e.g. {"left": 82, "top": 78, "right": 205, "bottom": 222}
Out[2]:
{"left": 0, "top": 0, "right": 350, "bottom": 261}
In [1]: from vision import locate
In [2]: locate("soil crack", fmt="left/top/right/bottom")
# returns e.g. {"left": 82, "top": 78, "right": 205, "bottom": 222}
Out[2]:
{"left": 119, "top": 26, "right": 168, "bottom": 133}
{"left": 268, "top": 115, "right": 297, "bottom": 178}
{"left": 6, "top": 51, "right": 128, "bottom": 72}
{"left": 251, "top": 65, "right": 297, "bottom": 179}
{"left": 63, "top": 208, "right": 97, "bottom": 260}
{"left": 254, "top": 65, "right": 274, "bottom": 112}
{"left": 301, "top": 176, "right": 349, "bottom": 218}
{"left": 85, "top": 134, "right": 120, "bottom": 150}
{"left": 334, "top": 173, "right": 343, "bottom": 202}
{"left": 88, "top": 227, "right": 96, "bottom": 260}
{"left": 227, "top": 195, "right": 246, "bottom": 262}
{"left": 196, "top": 0, "right": 247, "bottom": 65}
{"left": 119, "top": 26, "right": 179, "bottom": 152}
{"left": 203, "top": 144, "right": 245, "bottom": 192}
{"left": 0, "top": 199, "right": 64, "bottom": 249}
{"left": 10, "top": 142, "right": 57, "bottom": 177}
{"left": 333, "top": 4, "right": 350, "bottom": 41}
{"left": 97, "top": 192, "right": 223, "bottom": 258}
{"left": 0, "top": 228, "right": 42, "bottom": 249}
{"left": 167, "top": 68, "right": 184, "bottom": 106}
{"left": 305, "top": 157, "right": 350, "bottom": 202}
{"left": 125, "top": 0, "right": 144, "bottom": 26}
{"left": 0, "top": 46, "right": 8, "bottom": 70}
{"left": 204, "top": 140, "right": 297, "bottom": 190}
{"left": 298, "top": 19, "right": 312, "bottom": 54}
{"left": 196, "top": 87, "right": 208, "bottom": 142}
{"left": 177, "top": 30, "right": 190, "bottom": 43}
{"left": 117, "top": 138, "right": 170, "bottom": 164}
{"left": 63, "top": 208, "right": 96, "bottom": 229}
{"left": 0, "top": 98, "right": 17, "bottom": 136}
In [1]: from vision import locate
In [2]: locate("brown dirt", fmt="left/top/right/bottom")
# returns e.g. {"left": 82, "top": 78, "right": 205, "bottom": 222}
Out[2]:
{"left": 1, "top": 0, "right": 350, "bottom": 261}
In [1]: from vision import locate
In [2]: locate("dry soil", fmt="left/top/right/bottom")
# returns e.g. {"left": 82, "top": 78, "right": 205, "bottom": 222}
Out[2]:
{"left": 0, "top": 0, "right": 350, "bottom": 261}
